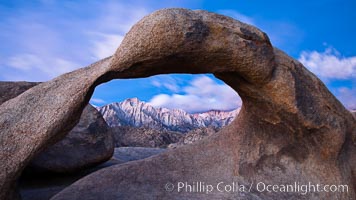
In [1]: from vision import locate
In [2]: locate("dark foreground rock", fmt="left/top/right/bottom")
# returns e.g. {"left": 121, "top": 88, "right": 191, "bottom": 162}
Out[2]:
{"left": 113, "top": 147, "right": 167, "bottom": 162}
{"left": 0, "top": 81, "right": 39, "bottom": 105}
{"left": 20, "top": 159, "right": 123, "bottom": 200}
{"left": 0, "top": 8, "right": 355, "bottom": 200}
{"left": 28, "top": 104, "right": 115, "bottom": 173}
{"left": 0, "top": 82, "right": 115, "bottom": 197}
{"left": 20, "top": 147, "right": 163, "bottom": 200}
{"left": 0, "top": 82, "right": 115, "bottom": 173}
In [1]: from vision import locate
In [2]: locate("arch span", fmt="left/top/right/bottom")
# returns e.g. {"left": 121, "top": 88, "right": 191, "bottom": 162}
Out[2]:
{"left": 0, "top": 9, "right": 355, "bottom": 200}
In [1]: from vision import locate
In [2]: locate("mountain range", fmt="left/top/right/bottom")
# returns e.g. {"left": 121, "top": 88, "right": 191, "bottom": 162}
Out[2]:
{"left": 98, "top": 98, "right": 239, "bottom": 132}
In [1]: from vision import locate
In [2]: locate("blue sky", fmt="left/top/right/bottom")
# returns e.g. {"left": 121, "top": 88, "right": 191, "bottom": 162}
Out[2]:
{"left": 0, "top": 0, "right": 355, "bottom": 112}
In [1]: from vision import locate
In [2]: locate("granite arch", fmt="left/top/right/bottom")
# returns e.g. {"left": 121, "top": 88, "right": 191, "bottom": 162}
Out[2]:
{"left": 0, "top": 9, "right": 355, "bottom": 200}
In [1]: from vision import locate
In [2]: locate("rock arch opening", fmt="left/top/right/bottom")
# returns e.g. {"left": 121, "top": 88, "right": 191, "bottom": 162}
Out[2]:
{"left": 91, "top": 73, "right": 241, "bottom": 149}
{"left": 91, "top": 74, "right": 241, "bottom": 114}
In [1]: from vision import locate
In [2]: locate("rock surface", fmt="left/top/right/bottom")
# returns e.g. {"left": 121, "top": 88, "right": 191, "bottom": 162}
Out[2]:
{"left": 111, "top": 126, "right": 183, "bottom": 148}
{"left": 111, "top": 126, "right": 218, "bottom": 148}
{"left": 0, "top": 57, "right": 113, "bottom": 200}
{"left": 20, "top": 158, "right": 123, "bottom": 200}
{"left": 0, "top": 8, "right": 355, "bottom": 200}
{"left": 0, "top": 81, "right": 39, "bottom": 105}
{"left": 168, "top": 127, "right": 218, "bottom": 148}
{"left": 113, "top": 147, "right": 167, "bottom": 162}
{"left": 100, "top": 97, "right": 238, "bottom": 132}
{"left": 20, "top": 146, "right": 163, "bottom": 200}
{"left": 0, "top": 81, "right": 114, "bottom": 174}
{"left": 28, "top": 104, "right": 114, "bottom": 173}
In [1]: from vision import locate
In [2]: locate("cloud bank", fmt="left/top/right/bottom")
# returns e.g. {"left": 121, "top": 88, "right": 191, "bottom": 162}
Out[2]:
{"left": 299, "top": 47, "right": 356, "bottom": 80}
{"left": 299, "top": 47, "right": 356, "bottom": 109}
{"left": 149, "top": 75, "right": 241, "bottom": 113}
{"left": 0, "top": 1, "right": 147, "bottom": 81}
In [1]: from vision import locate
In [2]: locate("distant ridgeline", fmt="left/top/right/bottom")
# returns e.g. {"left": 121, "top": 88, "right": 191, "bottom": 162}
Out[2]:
{"left": 98, "top": 98, "right": 239, "bottom": 133}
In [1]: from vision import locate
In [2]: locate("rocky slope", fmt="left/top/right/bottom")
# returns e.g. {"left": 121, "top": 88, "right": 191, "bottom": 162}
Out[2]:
{"left": 99, "top": 98, "right": 238, "bottom": 132}
{"left": 168, "top": 127, "right": 219, "bottom": 148}
{"left": 111, "top": 126, "right": 183, "bottom": 148}
{"left": 111, "top": 126, "right": 220, "bottom": 148}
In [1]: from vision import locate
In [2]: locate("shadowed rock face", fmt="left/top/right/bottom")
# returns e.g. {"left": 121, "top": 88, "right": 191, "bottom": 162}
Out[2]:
{"left": 0, "top": 81, "right": 114, "bottom": 174}
{"left": 0, "top": 8, "right": 355, "bottom": 200}
{"left": 0, "top": 58, "right": 113, "bottom": 200}
{"left": 28, "top": 104, "right": 114, "bottom": 173}
{"left": 0, "top": 81, "right": 39, "bottom": 105}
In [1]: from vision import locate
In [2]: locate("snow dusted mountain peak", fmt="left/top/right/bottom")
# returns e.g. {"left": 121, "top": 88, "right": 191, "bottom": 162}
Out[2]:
{"left": 119, "top": 97, "right": 142, "bottom": 107}
{"left": 99, "top": 98, "right": 239, "bottom": 132}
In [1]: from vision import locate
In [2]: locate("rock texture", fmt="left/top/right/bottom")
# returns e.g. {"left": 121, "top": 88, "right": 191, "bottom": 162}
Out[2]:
{"left": 111, "top": 126, "right": 218, "bottom": 148}
{"left": 20, "top": 147, "right": 163, "bottom": 200}
{"left": 111, "top": 126, "right": 183, "bottom": 148}
{"left": 20, "top": 158, "right": 123, "bottom": 200}
{"left": 0, "top": 8, "right": 355, "bottom": 200}
{"left": 100, "top": 97, "right": 238, "bottom": 132}
{"left": 28, "top": 104, "right": 114, "bottom": 173}
{"left": 113, "top": 147, "right": 167, "bottom": 162}
{"left": 168, "top": 127, "right": 218, "bottom": 148}
{"left": 0, "top": 57, "right": 113, "bottom": 200}
{"left": 0, "top": 81, "right": 114, "bottom": 174}
{"left": 0, "top": 81, "right": 39, "bottom": 105}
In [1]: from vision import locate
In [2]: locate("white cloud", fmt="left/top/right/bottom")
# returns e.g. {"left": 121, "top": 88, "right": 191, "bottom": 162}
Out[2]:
{"left": 163, "top": 83, "right": 179, "bottom": 93}
{"left": 149, "top": 75, "right": 241, "bottom": 113}
{"left": 151, "top": 80, "right": 161, "bottom": 87}
{"left": 7, "top": 54, "right": 42, "bottom": 71}
{"left": 334, "top": 87, "right": 356, "bottom": 109}
{"left": 150, "top": 75, "right": 181, "bottom": 92}
{"left": 90, "top": 98, "right": 106, "bottom": 104}
{"left": 217, "top": 10, "right": 255, "bottom": 25}
{"left": 0, "top": 1, "right": 148, "bottom": 81}
{"left": 3, "top": 53, "right": 80, "bottom": 81}
{"left": 299, "top": 47, "right": 356, "bottom": 80}
{"left": 298, "top": 47, "right": 356, "bottom": 109}
{"left": 87, "top": 2, "right": 148, "bottom": 60}
{"left": 89, "top": 33, "right": 124, "bottom": 60}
